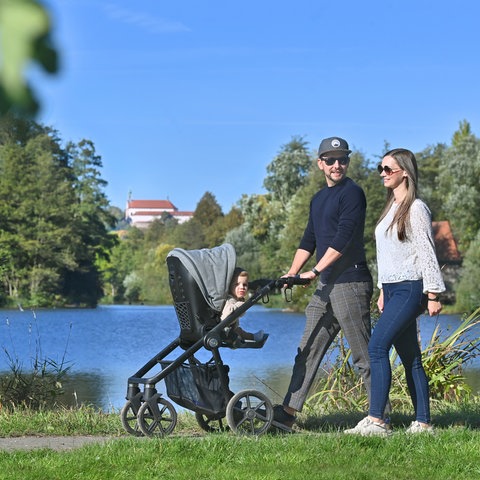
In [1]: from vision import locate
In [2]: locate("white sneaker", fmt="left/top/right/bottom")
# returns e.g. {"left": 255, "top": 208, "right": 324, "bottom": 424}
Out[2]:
{"left": 253, "top": 330, "right": 265, "bottom": 342}
{"left": 344, "top": 417, "right": 392, "bottom": 436}
{"left": 405, "top": 421, "right": 434, "bottom": 434}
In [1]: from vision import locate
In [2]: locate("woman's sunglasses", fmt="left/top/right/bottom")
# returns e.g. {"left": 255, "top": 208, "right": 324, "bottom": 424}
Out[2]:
{"left": 377, "top": 164, "right": 402, "bottom": 176}
{"left": 321, "top": 156, "right": 350, "bottom": 166}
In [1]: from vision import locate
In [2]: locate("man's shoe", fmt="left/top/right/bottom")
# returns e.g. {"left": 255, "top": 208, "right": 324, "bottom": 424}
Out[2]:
{"left": 344, "top": 417, "right": 392, "bottom": 437}
{"left": 272, "top": 405, "right": 296, "bottom": 433}
{"left": 405, "top": 421, "right": 434, "bottom": 434}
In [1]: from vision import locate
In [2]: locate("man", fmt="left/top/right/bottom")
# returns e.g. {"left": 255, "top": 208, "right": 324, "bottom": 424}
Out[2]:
{"left": 272, "top": 136, "right": 374, "bottom": 432}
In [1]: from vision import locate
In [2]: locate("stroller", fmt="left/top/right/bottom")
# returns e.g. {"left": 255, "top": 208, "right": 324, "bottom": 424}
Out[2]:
{"left": 120, "top": 243, "right": 307, "bottom": 437}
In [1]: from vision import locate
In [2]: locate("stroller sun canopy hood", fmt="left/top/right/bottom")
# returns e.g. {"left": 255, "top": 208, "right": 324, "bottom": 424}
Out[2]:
{"left": 167, "top": 243, "right": 237, "bottom": 311}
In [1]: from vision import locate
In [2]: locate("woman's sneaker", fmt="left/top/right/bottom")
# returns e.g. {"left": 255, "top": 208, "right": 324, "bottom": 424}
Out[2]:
{"left": 272, "top": 405, "right": 296, "bottom": 432}
{"left": 405, "top": 421, "right": 434, "bottom": 434}
{"left": 344, "top": 417, "right": 392, "bottom": 437}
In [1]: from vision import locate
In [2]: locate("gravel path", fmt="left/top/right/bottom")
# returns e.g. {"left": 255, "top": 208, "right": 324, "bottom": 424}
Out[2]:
{"left": 0, "top": 436, "right": 115, "bottom": 452}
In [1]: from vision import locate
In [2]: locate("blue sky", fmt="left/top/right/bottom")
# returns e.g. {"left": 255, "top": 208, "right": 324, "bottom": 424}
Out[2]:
{"left": 36, "top": 0, "right": 480, "bottom": 213}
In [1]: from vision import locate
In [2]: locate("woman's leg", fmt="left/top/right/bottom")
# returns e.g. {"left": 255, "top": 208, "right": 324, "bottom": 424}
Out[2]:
{"left": 368, "top": 281, "right": 424, "bottom": 420}
{"left": 394, "top": 316, "right": 430, "bottom": 424}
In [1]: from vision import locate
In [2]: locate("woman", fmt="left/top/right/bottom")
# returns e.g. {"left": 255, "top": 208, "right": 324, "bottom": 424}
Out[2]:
{"left": 345, "top": 148, "right": 445, "bottom": 436}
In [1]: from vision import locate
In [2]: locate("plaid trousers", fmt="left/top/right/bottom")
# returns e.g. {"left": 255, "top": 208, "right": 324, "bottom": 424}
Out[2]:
{"left": 284, "top": 280, "right": 373, "bottom": 412}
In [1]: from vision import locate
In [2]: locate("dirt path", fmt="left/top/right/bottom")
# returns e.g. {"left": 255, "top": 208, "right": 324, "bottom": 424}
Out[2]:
{"left": 0, "top": 436, "right": 115, "bottom": 452}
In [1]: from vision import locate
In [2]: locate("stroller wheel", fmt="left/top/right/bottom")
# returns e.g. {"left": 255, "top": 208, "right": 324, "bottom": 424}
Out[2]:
{"left": 195, "top": 412, "right": 226, "bottom": 433}
{"left": 137, "top": 394, "right": 177, "bottom": 437}
{"left": 226, "top": 389, "right": 273, "bottom": 436}
{"left": 120, "top": 400, "right": 144, "bottom": 436}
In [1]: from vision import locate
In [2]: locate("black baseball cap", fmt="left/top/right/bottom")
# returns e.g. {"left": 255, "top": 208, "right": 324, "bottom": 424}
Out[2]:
{"left": 318, "top": 137, "right": 351, "bottom": 157}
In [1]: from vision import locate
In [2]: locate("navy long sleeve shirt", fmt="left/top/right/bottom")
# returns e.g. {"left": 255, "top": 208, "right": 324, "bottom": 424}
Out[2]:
{"left": 298, "top": 177, "right": 371, "bottom": 284}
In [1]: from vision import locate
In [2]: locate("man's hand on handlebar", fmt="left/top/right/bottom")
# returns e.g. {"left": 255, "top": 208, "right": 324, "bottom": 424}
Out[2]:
{"left": 278, "top": 273, "right": 313, "bottom": 289}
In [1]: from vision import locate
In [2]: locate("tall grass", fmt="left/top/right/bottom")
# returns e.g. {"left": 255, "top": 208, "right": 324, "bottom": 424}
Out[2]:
{"left": 0, "top": 310, "right": 72, "bottom": 410}
{"left": 305, "top": 307, "right": 480, "bottom": 415}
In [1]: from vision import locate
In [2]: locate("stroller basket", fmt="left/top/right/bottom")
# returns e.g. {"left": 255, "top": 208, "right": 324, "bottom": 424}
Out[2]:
{"left": 160, "top": 361, "right": 230, "bottom": 415}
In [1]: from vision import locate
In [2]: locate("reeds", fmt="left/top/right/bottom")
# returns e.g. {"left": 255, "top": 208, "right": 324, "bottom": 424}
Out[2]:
{"left": 0, "top": 310, "right": 72, "bottom": 411}
{"left": 306, "top": 307, "right": 480, "bottom": 414}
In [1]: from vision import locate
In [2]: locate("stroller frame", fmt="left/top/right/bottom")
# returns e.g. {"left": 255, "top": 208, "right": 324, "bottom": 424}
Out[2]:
{"left": 120, "top": 244, "right": 308, "bottom": 437}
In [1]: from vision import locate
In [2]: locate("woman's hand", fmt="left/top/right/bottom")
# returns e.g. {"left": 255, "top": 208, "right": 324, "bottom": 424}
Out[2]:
{"left": 427, "top": 299, "right": 442, "bottom": 316}
{"left": 377, "top": 289, "right": 384, "bottom": 313}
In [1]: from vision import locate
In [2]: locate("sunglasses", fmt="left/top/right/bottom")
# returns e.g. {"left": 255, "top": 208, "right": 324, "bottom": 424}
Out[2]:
{"left": 321, "top": 156, "right": 350, "bottom": 166}
{"left": 377, "top": 164, "right": 402, "bottom": 176}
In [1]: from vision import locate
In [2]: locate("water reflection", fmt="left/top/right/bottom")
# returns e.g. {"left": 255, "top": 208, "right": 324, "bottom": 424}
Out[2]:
{"left": 0, "top": 306, "right": 478, "bottom": 412}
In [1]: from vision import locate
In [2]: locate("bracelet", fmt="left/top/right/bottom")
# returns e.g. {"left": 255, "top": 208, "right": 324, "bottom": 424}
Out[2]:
{"left": 311, "top": 267, "right": 320, "bottom": 277}
{"left": 428, "top": 295, "right": 440, "bottom": 302}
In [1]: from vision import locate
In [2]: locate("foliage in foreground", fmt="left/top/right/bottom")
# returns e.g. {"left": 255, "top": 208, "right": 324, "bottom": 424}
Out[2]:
{"left": 304, "top": 307, "right": 480, "bottom": 415}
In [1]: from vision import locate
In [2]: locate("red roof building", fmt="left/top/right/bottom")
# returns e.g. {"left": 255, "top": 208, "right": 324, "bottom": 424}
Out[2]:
{"left": 432, "top": 220, "right": 462, "bottom": 304}
{"left": 125, "top": 199, "right": 194, "bottom": 229}
{"left": 432, "top": 221, "right": 462, "bottom": 263}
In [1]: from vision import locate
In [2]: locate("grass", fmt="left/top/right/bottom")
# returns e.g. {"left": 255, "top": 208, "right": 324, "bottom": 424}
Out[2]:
{"left": 2, "top": 431, "right": 480, "bottom": 480}
{"left": 1, "top": 404, "right": 480, "bottom": 479}
{"left": 1, "top": 308, "right": 479, "bottom": 478}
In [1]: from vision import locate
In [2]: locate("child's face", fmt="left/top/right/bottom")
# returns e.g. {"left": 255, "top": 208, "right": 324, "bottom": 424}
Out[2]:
{"left": 232, "top": 275, "right": 248, "bottom": 299}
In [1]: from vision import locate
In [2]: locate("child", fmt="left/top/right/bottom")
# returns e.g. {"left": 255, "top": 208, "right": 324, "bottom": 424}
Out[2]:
{"left": 221, "top": 268, "right": 264, "bottom": 342}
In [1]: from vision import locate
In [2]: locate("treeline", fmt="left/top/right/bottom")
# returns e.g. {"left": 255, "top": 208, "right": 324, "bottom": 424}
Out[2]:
{"left": 103, "top": 122, "right": 480, "bottom": 313}
{"left": 1, "top": 116, "right": 479, "bottom": 312}
{"left": 0, "top": 115, "right": 116, "bottom": 307}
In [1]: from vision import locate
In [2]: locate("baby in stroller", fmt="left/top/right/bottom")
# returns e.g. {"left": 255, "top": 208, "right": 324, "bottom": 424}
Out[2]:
{"left": 121, "top": 243, "right": 307, "bottom": 437}
{"left": 221, "top": 267, "right": 265, "bottom": 343}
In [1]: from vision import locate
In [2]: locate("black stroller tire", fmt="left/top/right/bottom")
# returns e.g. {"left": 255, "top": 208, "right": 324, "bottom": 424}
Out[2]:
{"left": 120, "top": 400, "right": 144, "bottom": 437}
{"left": 226, "top": 389, "right": 273, "bottom": 436}
{"left": 195, "top": 412, "right": 227, "bottom": 433}
{"left": 137, "top": 394, "right": 177, "bottom": 437}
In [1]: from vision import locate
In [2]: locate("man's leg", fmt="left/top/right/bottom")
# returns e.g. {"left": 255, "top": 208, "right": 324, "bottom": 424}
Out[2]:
{"left": 282, "top": 283, "right": 340, "bottom": 413}
{"left": 330, "top": 281, "right": 373, "bottom": 404}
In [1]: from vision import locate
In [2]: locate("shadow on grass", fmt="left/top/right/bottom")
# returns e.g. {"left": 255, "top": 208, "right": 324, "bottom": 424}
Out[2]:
{"left": 295, "top": 402, "right": 480, "bottom": 432}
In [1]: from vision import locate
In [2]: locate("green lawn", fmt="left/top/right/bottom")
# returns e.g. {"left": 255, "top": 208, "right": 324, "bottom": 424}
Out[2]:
{"left": 1, "top": 406, "right": 480, "bottom": 479}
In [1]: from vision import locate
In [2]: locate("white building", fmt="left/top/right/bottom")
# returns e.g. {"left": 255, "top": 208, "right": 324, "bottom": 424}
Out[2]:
{"left": 125, "top": 199, "right": 193, "bottom": 229}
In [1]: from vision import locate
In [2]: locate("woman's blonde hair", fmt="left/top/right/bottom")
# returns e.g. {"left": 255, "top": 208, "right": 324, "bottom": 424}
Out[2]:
{"left": 376, "top": 148, "right": 419, "bottom": 241}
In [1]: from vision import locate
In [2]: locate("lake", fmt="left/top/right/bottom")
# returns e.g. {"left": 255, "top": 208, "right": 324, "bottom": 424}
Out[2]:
{"left": 0, "top": 305, "right": 479, "bottom": 412}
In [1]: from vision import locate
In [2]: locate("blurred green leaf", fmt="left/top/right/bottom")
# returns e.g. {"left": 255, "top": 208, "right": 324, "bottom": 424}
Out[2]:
{"left": 0, "top": 0, "right": 58, "bottom": 115}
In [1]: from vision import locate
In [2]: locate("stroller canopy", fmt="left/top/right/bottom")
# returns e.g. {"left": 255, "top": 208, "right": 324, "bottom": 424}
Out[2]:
{"left": 167, "top": 243, "right": 237, "bottom": 312}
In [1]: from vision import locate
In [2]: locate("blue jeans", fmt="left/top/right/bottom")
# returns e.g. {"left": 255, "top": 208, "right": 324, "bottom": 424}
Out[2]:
{"left": 368, "top": 280, "right": 430, "bottom": 423}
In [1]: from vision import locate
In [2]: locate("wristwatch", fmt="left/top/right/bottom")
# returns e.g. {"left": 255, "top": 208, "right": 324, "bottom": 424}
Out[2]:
{"left": 311, "top": 267, "right": 320, "bottom": 277}
{"left": 428, "top": 295, "right": 440, "bottom": 302}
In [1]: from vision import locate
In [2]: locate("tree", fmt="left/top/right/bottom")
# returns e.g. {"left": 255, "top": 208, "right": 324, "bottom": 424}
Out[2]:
{"left": 224, "top": 224, "right": 262, "bottom": 279}
{"left": 263, "top": 135, "right": 312, "bottom": 209}
{"left": 0, "top": 116, "right": 117, "bottom": 306}
{"left": 64, "top": 139, "right": 118, "bottom": 306}
{"left": 187, "top": 191, "right": 224, "bottom": 248}
{"left": 416, "top": 143, "right": 448, "bottom": 220}
{"left": 100, "top": 228, "right": 144, "bottom": 303}
{"left": 0, "top": 122, "right": 81, "bottom": 305}
{"left": 275, "top": 161, "right": 323, "bottom": 272}
{"left": 452, "top": 119, "right": 472, "bottom": 147}
{"left": 455, "top": 230, "right": 480, "bottom": 312}
{"left": 193, "top": 192, "right": 223, "bottom": 226}
{"left": 439, "top": 121, "right": 480, "bottom": 251}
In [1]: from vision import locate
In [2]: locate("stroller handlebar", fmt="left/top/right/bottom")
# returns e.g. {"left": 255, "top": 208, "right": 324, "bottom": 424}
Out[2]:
{"left": 273, "top": 275, "right": 311, "bottom": 289}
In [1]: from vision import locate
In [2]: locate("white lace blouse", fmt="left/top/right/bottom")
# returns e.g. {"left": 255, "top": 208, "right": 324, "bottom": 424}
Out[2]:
{"left": 375, "top": 199, "right": 446, "bottom": 293}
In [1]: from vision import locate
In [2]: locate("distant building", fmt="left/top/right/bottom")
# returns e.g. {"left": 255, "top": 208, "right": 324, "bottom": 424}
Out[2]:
{"left": 432, "top": 220, "right": 462, "bottom": 304}
{"left": 125, "top": 199, "right": 194, "bottom": 229}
